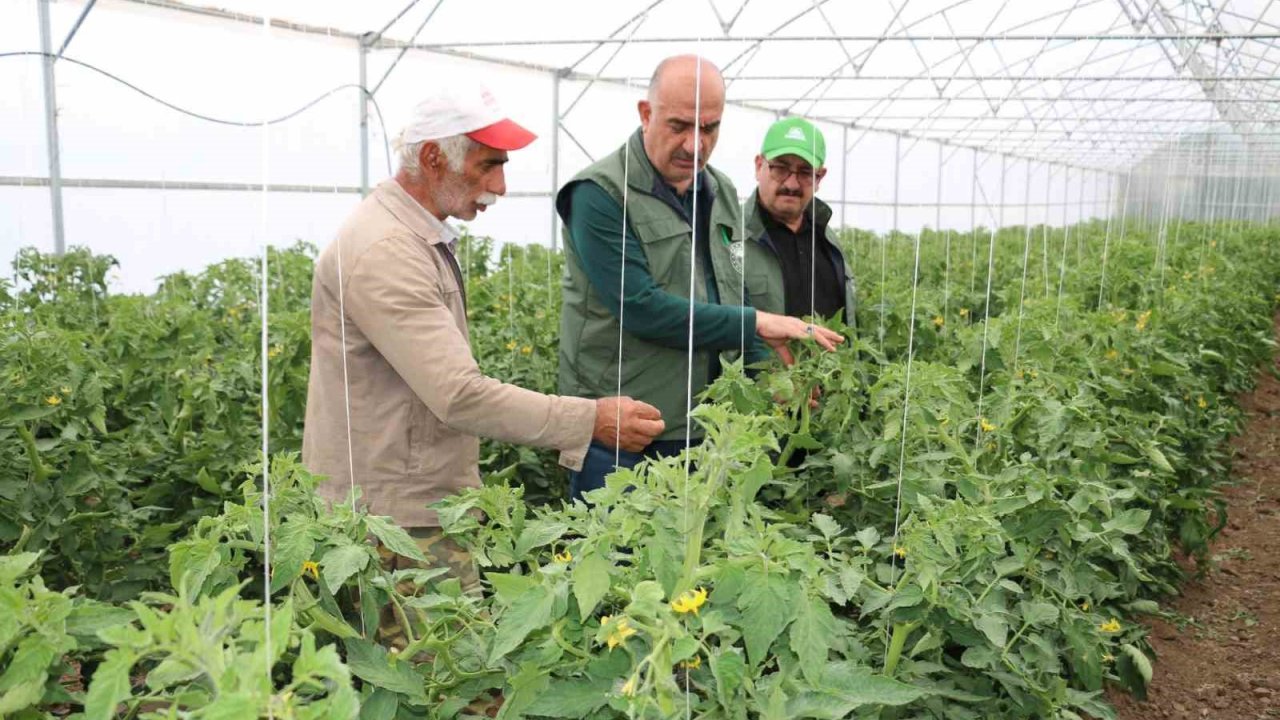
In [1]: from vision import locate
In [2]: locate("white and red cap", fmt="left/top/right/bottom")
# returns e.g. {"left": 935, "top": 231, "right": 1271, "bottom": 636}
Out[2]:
{"left": 398, "top": 83, "right": 536, "bottom": 151}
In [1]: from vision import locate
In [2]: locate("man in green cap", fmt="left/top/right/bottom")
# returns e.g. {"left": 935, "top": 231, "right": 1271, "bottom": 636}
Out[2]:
{"left": 556, "top": 56, "right": 845, "bottom": 501}
{"left": 743, "top": 117, "right": 856, "bottom": 325}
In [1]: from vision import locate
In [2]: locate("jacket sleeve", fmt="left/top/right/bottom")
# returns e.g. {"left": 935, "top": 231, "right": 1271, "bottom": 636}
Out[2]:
{"left": 343, "top": 234, "right": 596, "bottom": 470}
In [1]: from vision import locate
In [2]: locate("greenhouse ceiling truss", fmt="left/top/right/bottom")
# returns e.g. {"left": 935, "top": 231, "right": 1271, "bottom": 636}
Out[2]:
{"left": 10, "top": 0, "right": 1280, "bottom": 253}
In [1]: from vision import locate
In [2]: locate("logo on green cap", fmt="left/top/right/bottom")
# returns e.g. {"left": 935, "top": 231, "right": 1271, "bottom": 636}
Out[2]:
{"left": 762, "top": 117, "right": 826, "bottom": 169}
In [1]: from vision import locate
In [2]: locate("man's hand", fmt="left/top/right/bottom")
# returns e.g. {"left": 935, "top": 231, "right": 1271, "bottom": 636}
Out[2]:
{"left": 593, "top": 397, "right": 665, "bottom": 452}
{"left": 754, "top": 312, "right": 845, "bottom": 365}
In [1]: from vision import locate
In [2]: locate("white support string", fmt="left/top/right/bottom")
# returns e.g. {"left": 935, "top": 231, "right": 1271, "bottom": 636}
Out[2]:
{"left": 1054, "top": 167, "right": 1073, "bottom": 327}
{"left": 1012, "top": 159, "right": 1034, "bottom": 371}
{"left": 615, "top": 105, "right": 630, "bottom": 468}
{"left": 883, "top": 228, "right": 922, "bottom": 666}
{"left": 973, "top": 221, "right": 999, "bottom": 444}
{"left": 809, "top": 125, "right": 818, "bottom": 320}
{"left": 258, "top": 11, "right": 273, "bottom": 716}
{"left": 685, "top": 47, "right": 706, "bottom": 720}
{"left": 1098, "top": 173, "right": 1120, "bottom": 309}
{"left": 1042, "top": 164, "right": 1052, "bottom": 298}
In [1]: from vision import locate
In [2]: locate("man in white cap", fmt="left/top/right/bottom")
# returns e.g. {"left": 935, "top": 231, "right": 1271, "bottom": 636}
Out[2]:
{"left": 301, "top": 84, "right": 665, "bottom": 596}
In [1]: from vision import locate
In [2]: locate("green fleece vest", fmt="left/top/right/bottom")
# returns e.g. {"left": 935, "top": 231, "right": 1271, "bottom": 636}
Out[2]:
{"left": 557, "top": 130, "right": 747, "bottom": 442}
{"left": 742, "top": 189, "right": 857, "bottom": 326}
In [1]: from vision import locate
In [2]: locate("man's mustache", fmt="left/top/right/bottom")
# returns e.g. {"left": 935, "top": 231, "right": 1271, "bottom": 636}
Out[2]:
{"left": 776, "top": 188, "right": 804, "bottom": 198}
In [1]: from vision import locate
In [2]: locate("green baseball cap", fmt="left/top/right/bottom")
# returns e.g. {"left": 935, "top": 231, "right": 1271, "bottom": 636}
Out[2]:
{"left": 761, "top": 116, "right": 826, "bottom": 168}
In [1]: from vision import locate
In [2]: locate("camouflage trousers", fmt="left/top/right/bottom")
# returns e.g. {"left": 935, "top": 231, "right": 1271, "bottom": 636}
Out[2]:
{"left": 375, "top": 526, "right": 480, "bottom": 652}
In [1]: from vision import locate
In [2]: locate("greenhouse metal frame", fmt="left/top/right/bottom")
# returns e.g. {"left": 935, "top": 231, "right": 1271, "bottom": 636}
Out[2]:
{"left": 12, "top": 0, "right": 1280, "bottom": 260}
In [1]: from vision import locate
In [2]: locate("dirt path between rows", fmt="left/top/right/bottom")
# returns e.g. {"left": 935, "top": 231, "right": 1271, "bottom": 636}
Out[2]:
{"left": 1111, "top": 315, "right": 1280, "bottom": 720}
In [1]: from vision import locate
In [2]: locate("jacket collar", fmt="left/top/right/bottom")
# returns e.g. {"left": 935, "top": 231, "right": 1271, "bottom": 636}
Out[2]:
{"left": 373, "top": 179, "right": 461, "bottom": 251}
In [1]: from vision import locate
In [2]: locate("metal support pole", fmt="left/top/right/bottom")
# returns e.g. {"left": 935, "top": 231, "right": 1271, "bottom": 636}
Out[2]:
{"left": 550, "top": 70, "right": 562, "bottom": 252}
{"left": 358, "top": 33, "right": 371, "bottom": 197}
{"left": 38, "top": 0, "right": 65, "bottom": 254}
{"left": 55, "top": 0, "right": 97, "bottom": 60}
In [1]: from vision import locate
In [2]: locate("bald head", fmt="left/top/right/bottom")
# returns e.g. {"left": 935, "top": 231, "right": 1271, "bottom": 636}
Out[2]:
{"left": 638, "top": 55, "right": 726, "bottom": 194}
{"left": 647, "top": 55, "right": 726, "bottom": 105}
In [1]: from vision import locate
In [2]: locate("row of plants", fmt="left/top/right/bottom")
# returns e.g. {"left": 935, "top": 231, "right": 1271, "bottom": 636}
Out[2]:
{"left": 0, "top": 219, "right": 1276, "bottom": 718}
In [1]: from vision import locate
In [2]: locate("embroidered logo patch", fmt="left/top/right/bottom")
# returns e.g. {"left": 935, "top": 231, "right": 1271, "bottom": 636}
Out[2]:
{"left": 729, "top": 239, "right": 745, "bottom": 275}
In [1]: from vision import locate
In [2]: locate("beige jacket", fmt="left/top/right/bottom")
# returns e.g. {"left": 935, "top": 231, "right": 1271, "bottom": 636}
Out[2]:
{"left": 302, "top": 180, "right": 596, "bottom": 528}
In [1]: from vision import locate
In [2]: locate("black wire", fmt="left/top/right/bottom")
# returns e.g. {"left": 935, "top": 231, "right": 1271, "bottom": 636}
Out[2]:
{"left": 1, "top": 50, "right": 393, "bottom": 175}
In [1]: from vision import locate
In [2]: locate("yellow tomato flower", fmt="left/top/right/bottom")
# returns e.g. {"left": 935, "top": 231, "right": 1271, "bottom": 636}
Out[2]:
{"left": 932, "top": 315, "right": 944, "bottom": 328}
{"left": 45, "top": 395, "right": 62, "bottom": 406}
{"left": 980, "top": 418, "right": 996, "bottom": 433}
{"left": 959, "top": 307, "right": 970, "bottom": 318}
{"left": 1197, "top": 396, "right": 1207, "bottom": 410}
{"left": 554, "top": 550, "right": 572, "bottom": 564}
{"left": 521, "top": 345, "right": 532, "bottom": 355}
{"left": 268, "top": 345, "right": 282, "bottom": 359}
{"left": 894, "top": 546, "right": 907, "bottom": 559}
{"left": 680, "top": 655, "right": 702, "bottom": 670}
{"left": 600, "top": 616, "right": 637, "bottom": 649}
{"left": 1105, "top": 349, "right": 1119, "bottom": 361}
{"left": 1098, "top": 618, "right": 1121, "bottom": 633}
{"left": 620, "top": 675, "right": 638, "bottom": 696}
{"left": 505, "top": 341, "right": 517, "bottom": 351}
{"left": 1080, "top": 600, "right": 1090, "bottom": 611}
{"left": 60, "top": 386, "right": 71, "bottom": 395}
{"left": 670, "top": 587, "right": 708, "bottom": 615}
{"left": 1135, "top": 310, "right": 1152, "bottom": 332}
{"left": 302, "top": 560, "right": 319, "bottom": 580}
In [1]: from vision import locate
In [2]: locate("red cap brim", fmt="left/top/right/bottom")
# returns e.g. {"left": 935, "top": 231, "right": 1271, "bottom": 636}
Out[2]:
{"left": 467, "top": 118, "right": 537, "bottom": 151}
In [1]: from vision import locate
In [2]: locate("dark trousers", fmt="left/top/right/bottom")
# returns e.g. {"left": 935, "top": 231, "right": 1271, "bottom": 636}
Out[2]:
{"left": 568, "top": 438, "right": 695, "bottom": 503}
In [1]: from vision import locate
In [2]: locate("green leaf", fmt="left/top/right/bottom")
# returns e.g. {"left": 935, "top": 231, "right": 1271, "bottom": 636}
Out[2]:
{"left": 790, "top": 594, "right": 838, "bottom": 684}
{"left": 513, "top": 520, "right": 567, "bottom": 556}
{"left": 343, "top": 638, "right": 428, "bottom": 702}
{"left": 711, "top": 650, "right": 747, "bottom": 706}
{"left": 810, "top": 513, "right": 842, "bottom": 541}
{"left": 1117, "top": 643, "right": 1153, "bottom": 701}
{"left": 270, "top": 520, "right": 316, "bottom": 593}
{"left": 366, "top": 515, "right": 426, "bottom": 562}
{"left": 486, "top": 572, "right": 537, "bottom": 605}
{"left": 974, "top": 613, "right": 1008, "bottom": 648}
{"left": 83, "top": 648, "right": 134, "bottom": 720}
{"left": 497, "top": 661, "right": 551, "bottom": 719}
{"left": 571, "top": 551, "right": 611, "bottom": 619}
{"left": 738, "top": 571, "right": 798, "bottom": 667}
{"left": 0, "top": 553, "right": 39, "bottom": 584}
{"left": 0, "top": 679, "right": 44, "bottom": 715}
{"left": 855, "top": 527, "right": 880, "bottom": 549}
{"left": 1019, "top": 600, "right": 1060, "bottom": 627}
{"left": 1104, "top": 508, "right": 1151, "bottom": 535}
{"left": 1143, "top": 445, "right": 1175, "bottom": 474}
{"left": 321, "top": 543, "right": 371, "bottom": 595}
{"left": 489, "top": 584, "right": 554, "bottom": 664}
{"left": 200, "top": 693, "right": 258, "bottom": 720}
{"left": 7, "top": 406, "right": 58, "bottom": 423}
{"left": 786, "top": 663, "right": 927, "bottom": 717}
{"left": 0, "top": 636, "right": 60, "bottom": 694}
{"left": 358, "top": 687, "right": 400, "bottom": 720}
{"left": 524, "top": 677, "right": 612, "bottom": 717}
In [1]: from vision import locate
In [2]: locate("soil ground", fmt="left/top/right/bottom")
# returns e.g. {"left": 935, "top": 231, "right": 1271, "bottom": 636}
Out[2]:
{"left": 1111, "top": 315, "right": 1280, "bottom": 720}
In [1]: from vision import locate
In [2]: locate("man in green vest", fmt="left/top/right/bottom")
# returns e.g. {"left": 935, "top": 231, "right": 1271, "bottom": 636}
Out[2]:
{"left": 743, "top": 117, "right": 856, "bottom": 325}
{"left": 556, "top": 55, "right": 844, "bottom": 501}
